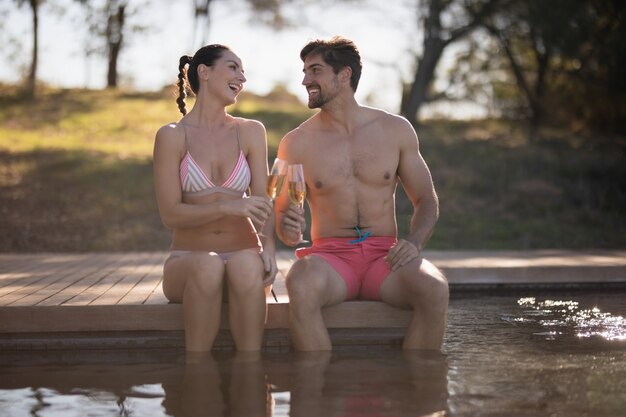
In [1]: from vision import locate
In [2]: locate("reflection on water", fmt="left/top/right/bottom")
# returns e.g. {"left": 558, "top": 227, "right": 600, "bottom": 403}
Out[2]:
{"left": 273, "top": 351, "right": 448, "bottom": 417}
{"left": 506, "top": 297, "right": 626, "bottom": 341}
{"left": 0, "top": 351, "right": 447, "bottom": 417}
{"left": 1, "top": 291, "right": 625, "bottom": 416}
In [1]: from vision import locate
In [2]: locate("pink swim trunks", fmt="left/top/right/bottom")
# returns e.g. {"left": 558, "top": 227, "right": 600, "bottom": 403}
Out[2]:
{"left": 295, "top": 236, "right": 397, "bottom": 301}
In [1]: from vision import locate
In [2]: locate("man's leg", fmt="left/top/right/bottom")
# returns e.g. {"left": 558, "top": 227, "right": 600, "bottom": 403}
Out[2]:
{"left": 379, "top": 258, "right": 448, "bottom": 350}
{"left": 285, "top": 256, "right": 348, "bottom": 351}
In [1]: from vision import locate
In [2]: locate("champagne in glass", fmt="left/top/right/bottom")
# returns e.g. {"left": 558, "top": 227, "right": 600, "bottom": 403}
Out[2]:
{"left": 265, "top": 158, "right": 287, "bottom": 303}
{"left": 287, "top": 164, "right": 306, "bottom": 207}
{"left": 288, "top": 182, "right": 306, "bottom": 206}
{"left": 287, "top": 163, "right": 308, "bottom": 245}
{"left": 267, "top": 158, "right": 287, "bottom": 200}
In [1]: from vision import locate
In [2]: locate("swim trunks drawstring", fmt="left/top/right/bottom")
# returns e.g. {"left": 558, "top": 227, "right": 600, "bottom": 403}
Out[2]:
{"left": 349, "top": 226, "right": 371, "bottom": 244}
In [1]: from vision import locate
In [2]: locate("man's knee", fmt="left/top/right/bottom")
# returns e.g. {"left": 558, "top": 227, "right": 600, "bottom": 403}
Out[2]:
{"left": 286, "top": 258, "right": 316, "bottom": 298}
{"left": 417, "top": 260, "right": 449, "bottom": 306}
{"left": 286, "top": 256, "right": 334, "bottom": 304}
{"left": 396, "top": 259, "right": 448, "bottom": 305}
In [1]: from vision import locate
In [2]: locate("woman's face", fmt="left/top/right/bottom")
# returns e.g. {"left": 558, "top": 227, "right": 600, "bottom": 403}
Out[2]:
{"left": 201, "top": 50, "right": 246, "bottom": 105}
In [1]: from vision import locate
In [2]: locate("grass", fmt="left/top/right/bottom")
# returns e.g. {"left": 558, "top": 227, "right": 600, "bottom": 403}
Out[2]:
{"left": 0, "top": 86, "right": 624, "bottom": 252}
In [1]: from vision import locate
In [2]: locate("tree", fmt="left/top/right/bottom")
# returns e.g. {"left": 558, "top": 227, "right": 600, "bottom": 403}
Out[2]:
{"left": 401, "top": 0, "right": 500, "bottom": 125}
{"left": 75, "top": 0, "right": 151, "bottom": 89}
{"left": 73, "top": 0, "right": 289, "bottom": 89}
{"left": 483, "top": 0, "right": 626, "bottom": 137}
{"left": 14, "top": 0, "right": 42, "bottom": 99}
{"left": 105, "top": 0, "right": 126, "bottom": 88}
{"left": 483, "top": 0, "right": 571, "bottom": 140}
{"left": 190, "top": 0, "right": 290, "bottom": 50}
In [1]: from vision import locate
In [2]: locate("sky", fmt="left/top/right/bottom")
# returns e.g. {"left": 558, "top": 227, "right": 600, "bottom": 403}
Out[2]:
{"left": 0, "top": 0, "right": 485, "bottom": 117}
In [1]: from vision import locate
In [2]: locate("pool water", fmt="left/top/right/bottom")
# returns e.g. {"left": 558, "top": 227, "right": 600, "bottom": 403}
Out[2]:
{"left": 1, "top": 290, "right": 625, "bottom": 416}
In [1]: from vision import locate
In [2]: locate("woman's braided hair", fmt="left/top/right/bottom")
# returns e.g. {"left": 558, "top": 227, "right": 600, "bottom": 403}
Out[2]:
{"left": 176, "top": 44, "right": 230, "bottom": 115}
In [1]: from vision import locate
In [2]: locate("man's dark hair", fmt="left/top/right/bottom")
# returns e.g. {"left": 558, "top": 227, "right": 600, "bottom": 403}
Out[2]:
{"left": 300, "top": 36, "right": 362, "bottom": 92}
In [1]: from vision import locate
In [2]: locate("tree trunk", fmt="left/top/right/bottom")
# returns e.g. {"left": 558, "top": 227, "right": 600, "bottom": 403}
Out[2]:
{"left": 106, "top": 3, "right": 125, "bottom": 88}
{"left": 401, "top": 0, "right": 499, "bottom": 125}
{"left": 25, "top": 0, "right": 39, "bottom": 99}
{"left": 192, "top": 0, "right": 213, "bottom": 49}
{"left": 401, "top": 38, "right": 445, "bottom": 125}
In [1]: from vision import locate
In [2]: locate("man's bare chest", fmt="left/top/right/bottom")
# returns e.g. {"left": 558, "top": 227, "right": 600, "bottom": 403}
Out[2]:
{"left": 303, "top": 139, "right": 398, "bottom": 190}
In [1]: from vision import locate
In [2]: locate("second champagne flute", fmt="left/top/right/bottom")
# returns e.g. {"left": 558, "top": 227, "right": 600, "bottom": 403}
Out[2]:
{"left": 287, "top": 164, "right": 306, "bottom": 207}
{"left": 287, "top": 164, "right": 308, "bottom": 244}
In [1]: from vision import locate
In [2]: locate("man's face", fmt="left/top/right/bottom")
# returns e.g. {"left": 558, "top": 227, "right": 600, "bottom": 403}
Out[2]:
{"left": 302, "top": 54, "right": 340, "bottom": 109}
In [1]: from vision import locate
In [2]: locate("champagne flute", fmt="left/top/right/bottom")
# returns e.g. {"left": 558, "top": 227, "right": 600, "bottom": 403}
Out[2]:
{"left": 287, "top": 164, "right": 308, "bottom": 245}
{"left": 265, "top": 158, "right": 287, "bottom": 303}
{"left": 267, "top": 158, "right": 287, "bottom": 201}
{"left": 287, "top": 164, "right": 306, "bottom": 207}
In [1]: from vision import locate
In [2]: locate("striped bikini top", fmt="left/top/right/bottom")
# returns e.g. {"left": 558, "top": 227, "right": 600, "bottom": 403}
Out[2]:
{"left": 179, "top": 123, "right": 251, "bottom": 197}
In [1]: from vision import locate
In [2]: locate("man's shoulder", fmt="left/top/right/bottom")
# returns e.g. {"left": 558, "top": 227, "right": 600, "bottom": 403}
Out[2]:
{"left": 283, "top": 114, "right": 319, "bottom": 141}
{"left": 363, "top": 106, "right": 412, "bottom": 128}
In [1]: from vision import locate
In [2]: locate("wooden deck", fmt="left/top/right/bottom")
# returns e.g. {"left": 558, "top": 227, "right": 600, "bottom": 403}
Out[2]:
{"left": 1, "top": 250, "right": 625, "bottom": 350}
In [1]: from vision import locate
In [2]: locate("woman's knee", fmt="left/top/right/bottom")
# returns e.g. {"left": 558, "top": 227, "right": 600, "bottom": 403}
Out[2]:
{"left": 184, "top": 252, "right": 226, "bottom": 296}
{"left": 225, "top": 251, "right": 264, "bottom": 295}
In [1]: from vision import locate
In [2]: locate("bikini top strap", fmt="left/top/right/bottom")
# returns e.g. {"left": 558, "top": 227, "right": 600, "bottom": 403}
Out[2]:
{"left": 181, "top": 122, "right": 189, "bottom": 152}
{"left": 235, "top": 122, "right": 243, "bottom": 153}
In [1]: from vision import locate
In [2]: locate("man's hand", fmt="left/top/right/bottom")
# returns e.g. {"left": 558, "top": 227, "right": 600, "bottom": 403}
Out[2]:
{"left": 386, "top": 239, "right": 421, "bottom": 271}
{"left": 280, "top": 204, "right": 306, "bottom": 245}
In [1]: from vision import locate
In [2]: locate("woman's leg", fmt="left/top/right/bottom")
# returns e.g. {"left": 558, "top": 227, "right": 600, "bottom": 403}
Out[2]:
{"left": 225, "top": 250, "right": 266, "bottom": 351}
{"left": 163, "top": 252, "right": 226, "bottom": 352}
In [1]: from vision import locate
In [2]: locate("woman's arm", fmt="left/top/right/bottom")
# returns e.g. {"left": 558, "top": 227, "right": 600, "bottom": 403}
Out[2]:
{"left": 241, "top": 119, "right": 277, "bottom": 285}
{"left": 153, "top": 123, "right": 271, "bottom": 229}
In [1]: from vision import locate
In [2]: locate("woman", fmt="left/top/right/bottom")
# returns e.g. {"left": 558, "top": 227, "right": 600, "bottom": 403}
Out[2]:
{"left": 153, "top": 44, "right": 276, "bottom": 352}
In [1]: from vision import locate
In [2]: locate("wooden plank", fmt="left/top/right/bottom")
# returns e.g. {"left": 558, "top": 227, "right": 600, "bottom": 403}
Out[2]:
{"left": 143, "top": 278, "right": 168, "bottom": 305}
{"left": 63, "top": 253, "right": 159, "bottom": 306}
{"left": 0, "top": 305, "right": 184, "bottom": 332}
{"left": 117, "top": 258, "right": 164, "bottom": 305}
{"left": 0, "top": 254, "right": 99, "bottom": 291}
{"left": 444, "top": 265, "right": 626, "bottom": 285}
{"left": 0, "top": 254, "right": 46, "bottom": 275}
{"left": 11, "top": 254, "right": 128, "bottom": 307}
{"left": 89, "top": 255, "right": 162, "bottom": 306}
{"left": 38, "top": 253, "right": 142, "bottom": 306}
{"left": 0, "top": 301, "right": 409, "bottom": 333}
{"left": 0, "top": 254, "right": 106, "bottom": 306}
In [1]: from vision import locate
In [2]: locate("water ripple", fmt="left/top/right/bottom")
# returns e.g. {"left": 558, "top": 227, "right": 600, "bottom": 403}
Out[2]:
{"left": 503, "top": 297, "right": 626, "bottom": 341}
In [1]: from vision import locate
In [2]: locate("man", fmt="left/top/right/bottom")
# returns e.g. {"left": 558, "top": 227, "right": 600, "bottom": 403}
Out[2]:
{"left": 274, "top": 36, "right": 448, "bottom": 351}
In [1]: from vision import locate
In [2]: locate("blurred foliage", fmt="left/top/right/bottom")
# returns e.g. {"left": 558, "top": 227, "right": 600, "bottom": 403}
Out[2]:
{"left": 478, "top": 0, "right": 626, "bottom": 135}
{"left": 4, "top": 0, "right": 625, "bottom": 140}
{"left": 1, "top": 87, "right": 624, "bottom": 252}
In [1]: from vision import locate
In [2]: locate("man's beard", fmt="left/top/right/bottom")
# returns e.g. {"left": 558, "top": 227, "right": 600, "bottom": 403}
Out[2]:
{"left": 308, "top": 88, "right": 327, "bottom": 109}
{"left": 307, "top": 78, "right": 340, "bottom": 109}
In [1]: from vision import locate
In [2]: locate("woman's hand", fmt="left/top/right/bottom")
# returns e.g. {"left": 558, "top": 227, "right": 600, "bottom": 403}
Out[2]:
{"left": 225, "top": 196, "right": 272, "bottom": 225}
{"left": 260, "top": 248, "right": 278, "bottom": 287}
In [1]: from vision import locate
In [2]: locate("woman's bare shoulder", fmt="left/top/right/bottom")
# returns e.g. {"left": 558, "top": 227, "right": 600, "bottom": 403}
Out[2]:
{"left": 234, "top": 117, "right": 266, "bottom": 134}
{"left": 233, "top": 117, "right": 266, "bottom": 147}
{"left": 156, "top": 122, "right": 185, "bottom": 140}
{"left": 154, "top": 122, "right": 186, "bottom": 154}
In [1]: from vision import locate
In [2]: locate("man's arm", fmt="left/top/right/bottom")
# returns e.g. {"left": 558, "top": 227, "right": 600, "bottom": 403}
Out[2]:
{"left": 386, "top": 117, "right": 439, "bottom": 270}
{"left": 274, "top": 132, "right": 307, "bottom": 246}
